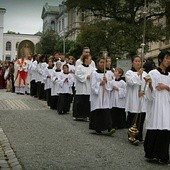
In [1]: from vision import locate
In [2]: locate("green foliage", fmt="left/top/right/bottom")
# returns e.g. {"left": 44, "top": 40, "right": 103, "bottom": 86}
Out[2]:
{"left": 77, "top": 18, "right": 167, "bottom": 59}
{"left": 6, "top": 31, "right": 20, "bottom": 34}
{"left": 38, "top": 29, "right": 77, "bottom": 56}
{"left": 67, "top": 0, "right": 170, "bottom": 58}
{"left": 39, "top": 29, "right": 58, "bottom": 55}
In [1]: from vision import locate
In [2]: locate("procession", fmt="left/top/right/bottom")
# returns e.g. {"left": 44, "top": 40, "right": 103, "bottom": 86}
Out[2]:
{"left": 0, "top": 46, "right": 169, "bottom": 166}
{"left": 0, "top": 0, "right": 170, "bottom": 169}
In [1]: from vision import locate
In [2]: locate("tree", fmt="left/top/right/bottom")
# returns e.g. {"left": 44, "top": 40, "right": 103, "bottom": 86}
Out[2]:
{"left": 38, "top": 29, "right": 77, "bottom": 57}
{"left": 67, "top": 0, "right": 170, "bottom": 57}
{"left": 55, "top": 37, "right": 77, "bottom": 57}
{"left": 66, "top": 0, "right": 166, "bottom": 23}
{"left": 39, "top": 30, "right": 58, "bottom": 55}
{"left": 77, "top": 18, "right": 166, "bottom": 59}
{"left": 6, "top": 31, "right": 20, "bottom": 34}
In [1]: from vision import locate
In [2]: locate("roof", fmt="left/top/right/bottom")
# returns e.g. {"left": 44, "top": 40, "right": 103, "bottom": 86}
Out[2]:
{"left": 41, "top": 3, "right": 59, "bottom": 19}
{"left": 0, "top": 8, "right": 6, "bottom": 12}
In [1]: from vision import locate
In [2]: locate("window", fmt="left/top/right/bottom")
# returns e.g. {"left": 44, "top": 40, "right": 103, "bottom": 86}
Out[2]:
{"left": 51, "top": 21, "right": 55, "bottom": 30}
{"left": 6, "top": 41, "right": 11, "bottom": 51}
{"left": 59, "top": 21, "right": 61, "bottom": 31}
{"left": 16, "top": 42, "right": 19, "bottom": 50}
{"left": 5, "top": 55, "right": 11, "bottom": 61}
{"left": 62, "top": 18, "right": 64, "bottom": 30}
{"left": 81, "top": 12, "right": 85, "bottom": 22}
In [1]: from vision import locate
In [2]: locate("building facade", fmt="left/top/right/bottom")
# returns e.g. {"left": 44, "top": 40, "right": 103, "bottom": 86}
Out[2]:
{"left": 0, "top": 8, "right": 6, "bottom": 61}
{"left": 3, "top": 33, "right": 40, "bottom": 61}
{"left": 41, "top": 3, "right": 59, "bottom": 33}
{"left": 41, "top": 1, "right": 68, "bottom": 38}
{"left": 42, "top": 1, "right": 170, "bottom": 59}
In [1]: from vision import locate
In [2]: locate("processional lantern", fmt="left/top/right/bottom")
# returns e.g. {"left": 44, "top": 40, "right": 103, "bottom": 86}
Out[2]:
{"left": 128, "top": 0, "right": 147, "bottom": 143}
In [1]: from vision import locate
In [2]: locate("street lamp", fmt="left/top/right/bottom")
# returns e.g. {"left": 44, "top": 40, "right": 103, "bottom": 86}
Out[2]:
{"left": 63, "top": 28, "right": 66, "bottom": 55}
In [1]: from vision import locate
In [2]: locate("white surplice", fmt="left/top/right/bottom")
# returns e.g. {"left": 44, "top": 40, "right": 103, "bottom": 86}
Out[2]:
{"left": 75, "top": 64, "right": 95, "bottom": 95}
{"left": 110, "top": 79, "right": 126, "bottom": 109}
{"left": 51, "top": 70, "right": 61, "bottom": 96}
{"left": 58, "top": 72, "right": 74, "bottom": 94}
{"left": 145, "top": 69, "right": 170, "bottom": 130}
{"left": 125, "top": 70, "right": 148, "bottom": 113}
{"left": 90, "top": 71, "right": 112, "bottom": 111}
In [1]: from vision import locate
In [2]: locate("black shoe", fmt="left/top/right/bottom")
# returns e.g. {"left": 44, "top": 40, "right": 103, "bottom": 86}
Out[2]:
{"left": 158, "top": 159, "right": 169, "bottom": 165}
{"left": 96, "top": 131, "right": 102, "bottom": 134}
{"left": 58, "top": 111, "right": 63, "bottom": 114}
{"left": 107, "top": 128, "right": 116, "bottom": 136}
{"left": 132, "top": 140, "right": 139, "bottom": 146}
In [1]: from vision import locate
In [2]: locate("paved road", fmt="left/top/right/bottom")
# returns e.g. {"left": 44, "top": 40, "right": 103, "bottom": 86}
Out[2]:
{"left": 0, "top": 90, "right": 169, "bottom": 170}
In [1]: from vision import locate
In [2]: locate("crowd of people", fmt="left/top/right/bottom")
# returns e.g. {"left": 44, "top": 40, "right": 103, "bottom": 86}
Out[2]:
{"left": 0, "top": 47, "right": 170, "bottom": 165}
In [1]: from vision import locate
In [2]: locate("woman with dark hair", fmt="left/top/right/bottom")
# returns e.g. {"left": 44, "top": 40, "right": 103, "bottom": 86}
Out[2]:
{"left": 30, "top": 54, "right": 38, "bottom": 97}
{"left": 125, "top": 55, "right": 147, "bottom": 145}
{"left": 37, "top": 55, "right": 47, "bottom": 100}
{"left": 89, "top": 57, "right": 115, "bottom": 135}
{"left": 43, "top": 58, "right": 54, "bottom": 106}
{"left": 144, "top": 50, "right": 170, "bottom": 165}
{"left": 143, "top": 58, "right": 157, "bottom": 73}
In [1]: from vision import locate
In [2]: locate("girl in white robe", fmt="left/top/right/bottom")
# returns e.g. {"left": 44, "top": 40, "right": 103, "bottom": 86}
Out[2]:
{"left": 50, "top": 61, "right": 61, "bottom": 110}
{"left": 37, "top": 55, "right": 47, "bottom": 100}
{"left": 57, "top": 64, "right": 74, "bottom": 114}
{"left": 125, "top": 55, "right": 147, "bottom": 145}
{"left": 43, "top": 58, "right": 54, "bottom": 106}
{"left": 144, "top": 51, "right": 170, "bottom": 164}
{"left": 110, "top": 67, "right": 126, "bottom": 129}
{"left": 89, "top": 57, "right": 115, "bottom": 135}
{"left": 74, "top": 55, "right": 95, "bottom": 121}
{"left": 30, "top": 54, "right": 38, "bottom": 97}
{"left": 67, "top": 56, "right": 76, "bottom": 104}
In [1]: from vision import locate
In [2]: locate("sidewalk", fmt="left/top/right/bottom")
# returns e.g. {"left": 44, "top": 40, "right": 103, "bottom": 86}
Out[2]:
{"left": 0, "top": 89, "right": 48, "bottom": 170}
{"left": 0, "top": 89, "right": 48, "bottom": 111}
{"left": 0, "top": 128, "right": 22, "bottom": 170}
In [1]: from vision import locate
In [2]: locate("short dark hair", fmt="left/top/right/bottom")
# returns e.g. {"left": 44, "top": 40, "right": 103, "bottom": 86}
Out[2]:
{"left": 82, "top": 55, "right": 91, "bottom": 63}
{"left": 83, "top": 47, "right": 90, "bottom": 50}
{"left": 131, "top": 55, "right": 141, "bottom": 62}
{"left": 115, "top": 67, "right": 124, "bottom": 77}
{"left": 158, "top": 50, "right": 170, "bottom": 66}
{"left": 62, "top": 64, "right": 69, "bottom": 69}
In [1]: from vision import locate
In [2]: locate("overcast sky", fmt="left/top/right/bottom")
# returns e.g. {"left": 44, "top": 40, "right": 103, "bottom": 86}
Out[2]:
{"left": 0, "top": 0, "right": 63, "bottom": 34}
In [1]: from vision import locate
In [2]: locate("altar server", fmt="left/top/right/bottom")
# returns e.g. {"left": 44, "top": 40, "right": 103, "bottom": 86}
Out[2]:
{"left": 50, "top": 61, "right": 61, "bottom": 110}
{"left": 57, "top": 64, "right": 74, "bottom": 114}
{"left": 74, "top": 54, "right": 95, "bottom": 121}
{"left": 144, "top": 50, "right": 170, "bottom": 165}
{"left": 110, "top": 67, "right": 126, "bottom": 129}
{"left": 89, "top": 57, "right": 115, "bottom": 135}
{"left": 43, "top": 58, "right": 54, "bottom": 106}
{"left": 125, "top": 55, "right": 147, "bottom": 145}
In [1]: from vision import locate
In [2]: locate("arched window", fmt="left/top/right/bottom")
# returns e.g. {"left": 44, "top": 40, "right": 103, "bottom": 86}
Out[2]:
{"left": 62, "top": 18, "right": 64, "bottom": 29}
{"left": 51, "top": 21, "right": 55, "bottom": 30}
{"left": 6, "top": 41, "right": 11, "bottom": 51}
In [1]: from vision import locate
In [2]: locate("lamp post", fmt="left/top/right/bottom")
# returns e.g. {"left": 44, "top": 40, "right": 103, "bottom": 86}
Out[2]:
{"left": 63, "top": 28, "right": 66, "bottom": 55}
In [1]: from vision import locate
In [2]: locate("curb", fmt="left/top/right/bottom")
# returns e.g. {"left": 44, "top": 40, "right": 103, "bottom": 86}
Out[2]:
{"left": 0, "top": 128, "right": 23, "bottom": 170}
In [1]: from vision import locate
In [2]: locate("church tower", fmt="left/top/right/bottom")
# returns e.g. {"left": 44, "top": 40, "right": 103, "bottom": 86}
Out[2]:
{"left": 0, "top": 8, "right": 6, "bottom": 60}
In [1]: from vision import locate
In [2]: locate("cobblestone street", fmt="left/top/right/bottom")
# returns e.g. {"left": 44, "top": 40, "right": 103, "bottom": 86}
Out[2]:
{"left": 0, "top": 90, "right": 169, "bottom": 170}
